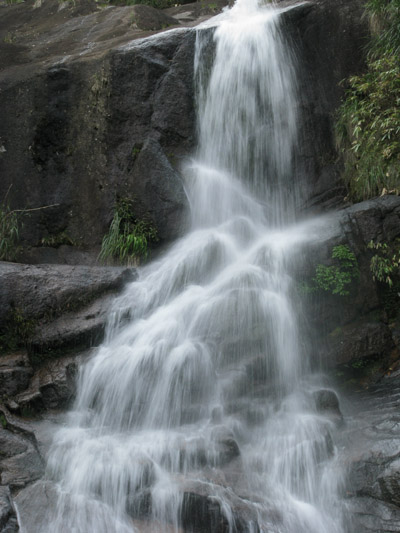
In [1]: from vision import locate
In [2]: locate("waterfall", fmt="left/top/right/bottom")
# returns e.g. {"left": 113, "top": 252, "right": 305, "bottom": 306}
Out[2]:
{"left": 35, "top": 2, "right": 346, "bottom": 532}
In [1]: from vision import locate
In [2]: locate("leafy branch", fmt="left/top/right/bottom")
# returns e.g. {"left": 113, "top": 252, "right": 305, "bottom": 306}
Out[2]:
{"left": 300, "top": 245, "right": 359, "bottom": 297}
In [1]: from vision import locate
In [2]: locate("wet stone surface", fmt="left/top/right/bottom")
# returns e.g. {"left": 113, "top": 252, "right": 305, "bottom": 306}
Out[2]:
{"left": 339, "top": 372, "right": 400, "bottom": 531}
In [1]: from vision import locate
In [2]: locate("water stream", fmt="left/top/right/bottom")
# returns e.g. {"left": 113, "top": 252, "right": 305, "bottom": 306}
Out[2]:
{"left": 39, "top": 2, "right": 346, "bottom": 531}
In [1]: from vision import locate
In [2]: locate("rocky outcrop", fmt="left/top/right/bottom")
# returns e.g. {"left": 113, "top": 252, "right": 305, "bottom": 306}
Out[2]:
{"left": 0, "top": 0, "right": 369, "bottom": 264}
{"left": 0, "top": 262, "right": 134, "bottom": 326}
{"left": 282, "top": 0, "right": 369, "bottom": 212}
{"left": 340, "top": 372, "right": 400, "bottom": 532}
{"left": 0, "top": 486, "right": 18, "bottom": 533}
{"left": 0, "top": 262, "right": 135, "bottom": 414}
{"left": 296, "top": 195, "right": 400, "bottom": 383}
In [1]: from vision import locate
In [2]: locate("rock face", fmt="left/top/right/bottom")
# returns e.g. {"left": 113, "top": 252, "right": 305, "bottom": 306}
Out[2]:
{"left": 0, "top": 262, "right": 134, "bottom": 327}
{"left": 0, "top": 0, "right": 369, "bottom": 263}
{"left": 282, "top": 0, "right": 369, "bottom": 211}
{"left": 340, "top": 372, "right": 400, "bottom": 532}
{"left": 297, "top": 195, "right": 400, "bottom": 382}
{"left": 0, "top": 0, "right": 196, "bottom": 264}
{"left": 0, "top": 486, "right": 18, "bottom": 532}
{"left": 0, "top": 262, "right": 135, "bottom": 414}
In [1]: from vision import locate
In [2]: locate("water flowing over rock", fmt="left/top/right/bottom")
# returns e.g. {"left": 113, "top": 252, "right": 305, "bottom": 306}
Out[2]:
{"left": 12, "top": 3, "right": 355, "bottom": 532}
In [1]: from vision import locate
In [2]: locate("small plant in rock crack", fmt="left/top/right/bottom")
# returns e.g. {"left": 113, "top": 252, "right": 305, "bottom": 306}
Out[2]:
{"left": 0, "top": 307, "right": 37, "bottom": 354}
{"left": 0, "top": 189, "right": 23, "bottom": 261}
{"left": 368, "top": 240, "right": 400, "bottom": 287}
{"left": 0, "top": 185, "right": 60, "bottom": 262}
{"left": 99, "top": 198, "right": 158, "bottom": 265}
{"left": 300, "top": 245, "right": 359, "bottom": 297}
{"left": 336, "top": 0, "right": 400, "bottom": 201}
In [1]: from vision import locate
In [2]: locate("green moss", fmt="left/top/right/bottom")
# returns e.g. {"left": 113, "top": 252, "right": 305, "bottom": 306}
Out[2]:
{"left": 329, "top": 327, "right": 343, "bottom": 338}
{"left": 0, "top": 414, "right": 7, "bottom": 429}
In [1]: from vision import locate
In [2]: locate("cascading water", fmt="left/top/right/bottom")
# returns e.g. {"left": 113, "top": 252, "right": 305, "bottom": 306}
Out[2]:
{"left": 33, "top": 2, "right": 347, "bottom": 532}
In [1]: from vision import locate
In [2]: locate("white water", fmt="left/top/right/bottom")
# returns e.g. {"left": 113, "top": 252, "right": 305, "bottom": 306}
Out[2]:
{"left": 40, "top": 2, "right": 345, "bottom": 532}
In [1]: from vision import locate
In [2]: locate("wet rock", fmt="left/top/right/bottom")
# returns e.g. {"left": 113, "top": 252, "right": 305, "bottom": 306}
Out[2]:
{"left": 28, "top": 297, "right": 114, "bottom": 365}
{"left": 0, "top": 444, "right": 44, "bottom": 489}
{"left": 347, "top": 496, "right": 400, "bottom": 533}
{"left": 0, "top": 486, "right": 18, "bottom": 533}
{"left": 313, "top": 389, "right": 343, "bottom": 425}
{"left": 126, "top": 138, "right": 188, "bottom": 242}
{"left": 0, "top": 410, "right": 44, "bottom": 490}
{"left": 313, "top": 388, "right": 340, "bottom": 413}
{"left": 211, "top": 426, "right": 241, "bottom": 467}
{"left": 181, "top": 488, "right": 231, "bottom": 532}
{"left": 179, "top": 478, "right": 274, "bottom": 533}
{"left": 340, "top": 374, "right": 400, "bottom": 531}
{"left": 131, "top": 5, "right": 179, "bottom": 31}
{"left": 297, "top": 195, "right": 400, "bottom": 375}
{"left": 0, "top": 262, "right": 135, "bottom": 329}
{"left": 376, "top": 457, "right": 400, "bottom": 507}
{"left": 15, "top": 351, "right": 89, "bottom": 413}
{"left": 0, "top": 15, "right": 195, "bottom": 261}
{"left": 0, "top": 426, "right": 29, "bottom": 458}
{"left": 0, "top": 352, "right": 33, "bottom": 396}
{"left": 325, "top": 322, "right": 394, "bottom": 368}
{"left": 14, "top": 480, "right": 59, "bottom": 533}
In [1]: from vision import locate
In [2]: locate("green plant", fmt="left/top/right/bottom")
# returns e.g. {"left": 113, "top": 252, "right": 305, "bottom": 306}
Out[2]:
{"left": 99, "top": 199, "right": 158, "bottom": 265}
{"left": 336, "top": 0, "right": 400, "bottom": 201}
{"left": 0, "top": 307, "right": 36, "bottom": 354}
{"left": 40, "top": 232, "right": 75, "bottom": 248}
{"left": 0, "top": 415, "right": 7, "bottom": 429}
{"left": 301, "top": 245, "right": 359, "bottom": 296}
{"left": 3, "top": 32, "right": 16, "bottom": 44}
{"left": 131, "top": 145, "right": 141, "bottom": 158}
{"left": 368, "top": 240, "right": 400, "bottom": 287}
{"left": 0, "top": 186, "right": 60, "bottom": 262}
{"left": 97, "top": 0, "right": 179, "bottom": 8}
{"left": 0, "top": 189, "right": 23, "bottom": 261}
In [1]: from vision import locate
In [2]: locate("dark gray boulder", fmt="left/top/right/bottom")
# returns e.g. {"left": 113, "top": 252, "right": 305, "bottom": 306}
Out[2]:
{"left": 298, "top": 195, "right": 400, "bottom": 378}
{"left": 125, "top": 138, "right": 188, "bottom": 241}
{"left": 341, "top": 374, "right": 400, "bottom": 532}
{"left": 0, "top": 262, "right": 135, "bottom": 328}
{"left": 0, "top": 486, "right": 18, "bottom": 533}
{"left": 131, "top": 4, "right": 179, "bottom": 31}
{"left": 0, "top": 353, "right": 33, "bottom": 397}
{"left": 313, "top": 388, "right": 343, "bottom": 426}
{"left": 0, "top": 263, "right": 135, "bottom": 414}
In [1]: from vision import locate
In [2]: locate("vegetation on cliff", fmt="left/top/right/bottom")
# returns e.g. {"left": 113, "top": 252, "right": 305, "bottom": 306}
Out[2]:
{"left": 99, "top": 198, "right": 158, "bottom": 265}
{"left": 337, "top": 0, "right": 400, "bottom": 201}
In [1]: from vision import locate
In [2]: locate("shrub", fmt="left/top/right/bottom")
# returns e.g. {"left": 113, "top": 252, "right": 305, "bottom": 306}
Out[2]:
{"left": 99, "top": 199, "right": 158, "bottom": 265}
{"left": 336, "top": 0, "right": 400, "bottom": 201}
{"left": 0, "top": 192, "right": 23, "bottom": 261}
{"left": 368, "top": 240, "right": 400, "bottom": 287}
{"left": 301, "top": 245, "right": 359, "bottom": 296}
